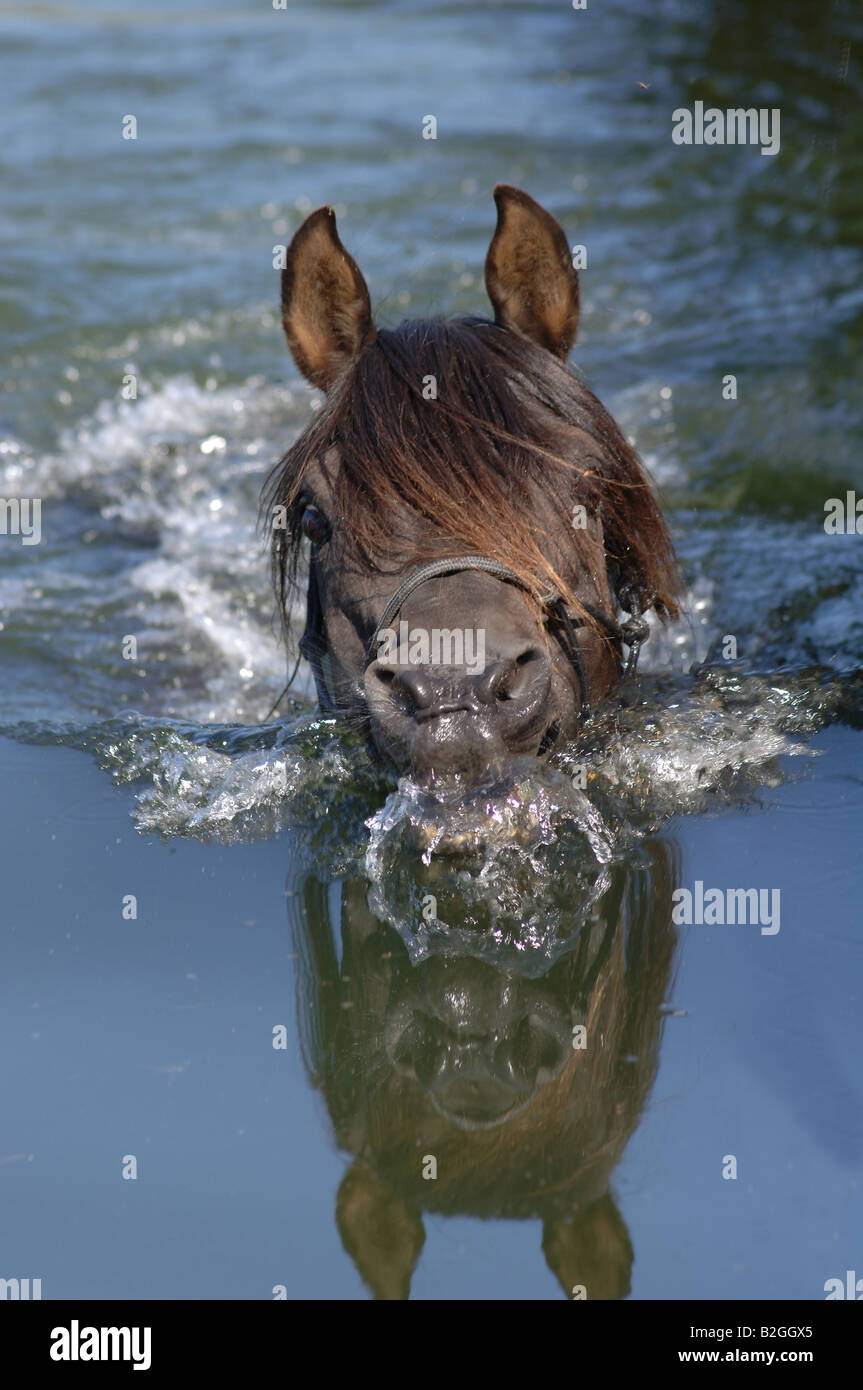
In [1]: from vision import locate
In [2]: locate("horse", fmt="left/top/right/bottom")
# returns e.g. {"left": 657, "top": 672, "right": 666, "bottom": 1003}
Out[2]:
{"left": 264, "top": 185, "right": 681, "bottom": 782}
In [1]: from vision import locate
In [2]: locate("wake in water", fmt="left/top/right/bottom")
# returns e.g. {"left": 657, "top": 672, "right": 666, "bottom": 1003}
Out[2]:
{"left": 0, "top": 374, "right": 318, "bottom": 725}
{"left": 7, "top": 664, "right": 857, "bottom": 908}
{"left": 10, "top": 661, "right": 855, "bottom": 973}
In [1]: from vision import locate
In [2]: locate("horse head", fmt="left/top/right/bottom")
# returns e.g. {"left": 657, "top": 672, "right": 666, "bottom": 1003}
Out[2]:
{"left": 265, "top": 186, "right": 680, "bottom": 782}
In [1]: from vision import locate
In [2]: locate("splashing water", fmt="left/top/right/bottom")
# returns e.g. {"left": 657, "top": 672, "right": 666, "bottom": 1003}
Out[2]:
{"left": 7, "top": 665, "right": 855, "bottom": 859}
{"left": 363, "top": 766, "right": 617, "bottom": 973}
{"left": 358, "top": 665, "right": 859, "bottom": 968}
{"left": 8, "top": 663, "right": 853, "bottom": 975}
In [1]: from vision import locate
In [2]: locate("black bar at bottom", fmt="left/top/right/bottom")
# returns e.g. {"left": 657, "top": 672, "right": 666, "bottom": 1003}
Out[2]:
{"left": 3, "top": 1299, "right": 858, "bottom": 1374}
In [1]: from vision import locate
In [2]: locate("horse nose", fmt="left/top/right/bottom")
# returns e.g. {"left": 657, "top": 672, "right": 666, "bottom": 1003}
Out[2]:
{"left": 388, "top": 667, "right": 456, "bottom": 717}
{"left": 367, "top": 644, "right": 551, "bottom": 721}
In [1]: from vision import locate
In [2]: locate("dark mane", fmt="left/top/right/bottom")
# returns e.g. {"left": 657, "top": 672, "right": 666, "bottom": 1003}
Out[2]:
{"left": 262, "top": 316, "right": 681, "bottom": 648}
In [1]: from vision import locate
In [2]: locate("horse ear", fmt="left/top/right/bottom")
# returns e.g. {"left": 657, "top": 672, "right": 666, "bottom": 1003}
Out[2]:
{"left": 281, "top": 206, "right": 376, "bottom": 390}
{"left": 485, "top": 185, "right": 579, "bottom": 359}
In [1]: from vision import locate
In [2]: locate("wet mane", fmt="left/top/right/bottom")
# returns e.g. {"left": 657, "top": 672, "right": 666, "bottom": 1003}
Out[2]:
{"left": 263, "top": 316, "right": 681, "bottom": 646}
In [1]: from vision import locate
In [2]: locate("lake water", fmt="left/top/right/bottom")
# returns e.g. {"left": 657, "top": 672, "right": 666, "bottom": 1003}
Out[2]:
{"left": 1, "top": 0, "right": 861, "bottom": 1300}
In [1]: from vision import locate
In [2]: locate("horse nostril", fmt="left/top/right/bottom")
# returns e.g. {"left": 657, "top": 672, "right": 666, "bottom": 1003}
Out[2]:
{"left": 485, "top": 646, "right": 548, "bottom": 703}
{"left": 392, "top": 669, "right": 437, "bottom": 713}
{"left": 372, "top": 664, "right": 447, "bottom": 717}
{"left": 366, "top": 661, "right": 433, "bottom": 714}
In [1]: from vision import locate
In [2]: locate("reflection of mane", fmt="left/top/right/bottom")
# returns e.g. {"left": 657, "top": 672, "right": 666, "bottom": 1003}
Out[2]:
{"left": 263, "top": 318, "right": 681, "bottom": 649}
{"left": 288, "top": 841, "right": 680, "bottom": 1299}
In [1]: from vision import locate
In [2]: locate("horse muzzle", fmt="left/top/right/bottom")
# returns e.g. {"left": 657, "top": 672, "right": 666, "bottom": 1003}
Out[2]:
{"left": 364, "top": 646, "right": 554, "bottom": 780}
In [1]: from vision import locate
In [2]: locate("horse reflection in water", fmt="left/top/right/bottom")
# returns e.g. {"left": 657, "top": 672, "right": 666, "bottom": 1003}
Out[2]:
{"left": 285, "top": 839, "right": 679, "bottom": 1299}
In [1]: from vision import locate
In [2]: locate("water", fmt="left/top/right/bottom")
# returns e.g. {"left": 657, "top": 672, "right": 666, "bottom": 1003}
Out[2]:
{"left": 1, "top": 0, "right": 861, "bottom": 1300}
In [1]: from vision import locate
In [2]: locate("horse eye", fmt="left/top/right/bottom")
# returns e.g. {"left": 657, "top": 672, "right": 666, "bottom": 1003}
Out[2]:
{"left": 301, "top": 505, "right": 330, "bottom": 545}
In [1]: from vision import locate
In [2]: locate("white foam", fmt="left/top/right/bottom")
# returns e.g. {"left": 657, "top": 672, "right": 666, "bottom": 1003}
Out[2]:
{"left": 0, "top": 374, "right": 315, "bottom": 722}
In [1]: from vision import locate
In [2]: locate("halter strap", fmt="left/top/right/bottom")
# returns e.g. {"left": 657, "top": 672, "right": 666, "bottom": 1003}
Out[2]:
{"left": 297, "top": 553, "right": 649, "bottom": 717}
{"left": 298, "top": 562, "right": 341, "bottom": 714}
{"left": 364, "top": 556, "right": 556, "bottom": 665}
{"left": 354, "top": 554, "right": 649, "bottom": 720}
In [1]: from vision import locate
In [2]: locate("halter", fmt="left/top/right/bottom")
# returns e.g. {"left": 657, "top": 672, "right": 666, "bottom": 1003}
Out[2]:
{"left": 298, "top": 554, "right": 650, "bottom": 720}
